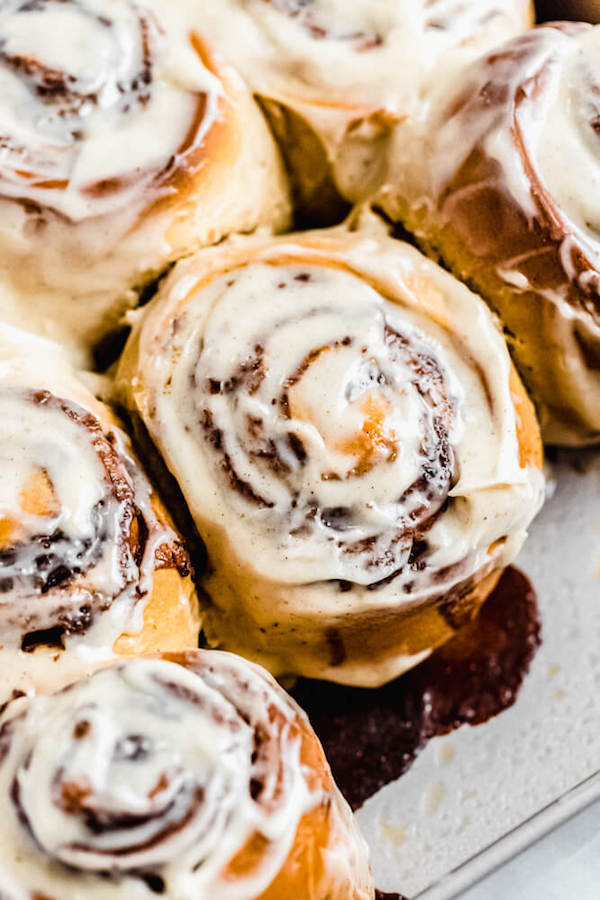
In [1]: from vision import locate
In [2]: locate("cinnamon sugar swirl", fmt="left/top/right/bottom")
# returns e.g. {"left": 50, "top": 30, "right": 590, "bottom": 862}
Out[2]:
{"left": 0, "top": 324, "right": 199, "bottom": 701}
{"left": 198, "top": 0, "right": 533, "bottom": 219}
{"left": 0, "top": 652, "right": 373, "bottom": 898}
{"left": 0, "top": 0, "right": 290, "bottom": 363}
{"left": 116, "top": 218, "right": 544, "bottom": 687}
{"left": 377, "top": 22, "right": 600, "bottom": 444}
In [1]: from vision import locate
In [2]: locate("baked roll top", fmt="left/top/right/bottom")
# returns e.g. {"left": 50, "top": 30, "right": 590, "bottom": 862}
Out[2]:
{"left": 201, "top": 0, "right": 532, "bottom": 108}
{"left": 197, "top": 0, "right": 533, "bottom": 214}
{"left": 0, "top": 652, "right": 373, "bottom": 899}
{"left": 117, "top": 220, "right": 544, "bottom": 686}
{"left": 0, "top": 324, "right": 199, "bottom": 700}
{"left": 0, "top": 0, "right": 290, "bottom": 361}
{"left": 377, "top": 21, "right": 600, "bottom": 444}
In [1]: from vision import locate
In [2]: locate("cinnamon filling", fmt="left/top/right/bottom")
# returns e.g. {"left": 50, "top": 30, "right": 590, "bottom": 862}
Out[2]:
{"left": 258, "top": 0, "right": 382, "bottom": 48}
{"left": 0, "top": 389, "right": 175, "bottom": 646}
{"left": 196, "top": 310, "right": 455, "bottom": 588}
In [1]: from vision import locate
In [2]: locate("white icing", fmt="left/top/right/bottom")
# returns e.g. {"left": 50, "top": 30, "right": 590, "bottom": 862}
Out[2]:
{"left": 152, "top": 261, "right": 471, "bottom": 588}
{"left": 0, "top": 323, "right": 186, "bottom": 701}
{"left": 532, "top": 27, "right": 600, "bottom": 268}
{"left": 0, "top": 654, "right": 369, "bottom": 899}
{"left": 0, "top": 0, "right": 290, "bottom": 365}
{"left": 196, "top": 0, "right": 531, "bottom": 209}
{"left": 387, "top": 22, "right": 600, "bottom": 293}
{"left": 118, "top": 225, "right": 544, "bottom": 682}
{"left": 0, "top": 0, "right": 219, "bottom": 363}
{"left": 0, "top": 0, "right": 218, "bottom": 222}
{"left": 199, "top": 0, "right": 531, "bottom": 113}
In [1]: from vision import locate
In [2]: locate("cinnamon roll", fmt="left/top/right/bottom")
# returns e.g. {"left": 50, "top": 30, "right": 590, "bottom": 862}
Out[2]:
{"left": 0, "top": 324, "right": 200, "bottom": 701}
{"left": 377, "top": 21, "right": 600, "bottom": 445}
{"left": 0, "top": 652, "right": 373, "bottom": 899}
{"left": 0, "top": 0, "right": 290, "bottom": 363}
{"left": 116, "top": 219, "right": 545, "bottom": 687}
{"left": 198, "top": 0, "right": 533, "bottom": 221}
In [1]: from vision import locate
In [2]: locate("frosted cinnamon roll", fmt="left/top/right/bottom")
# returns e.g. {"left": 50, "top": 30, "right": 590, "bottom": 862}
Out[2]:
{"left": 198, "top": 0, "right": 532, "bottom": 219}
{"left": 0, "top": 324, "right": 199, "bottom": 701}
{"left": 0, "top": 0, "right": 290, "bottom": 363}
{"left": 116, "top": 219, "right": 544, "bottom": 687}
{"left": 377, "top": 22, "right": 600, "bottom": 445}
{"left": 0, "top": 652, "right": 373, "bottom": 899}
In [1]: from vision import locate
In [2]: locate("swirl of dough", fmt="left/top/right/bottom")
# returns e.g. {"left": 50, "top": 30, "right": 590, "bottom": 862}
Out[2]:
{"left": 0, "top": 324, "right": 199, "bottom": 700}
{"left": 177, "top": 267, "right": 459, "bottom": 589}
{"left": 377, "top": 22, "right": 600, "bottom": 444}
{"left": 0, "top": 0, "right": 290, "bottom": 362}
{"left": 0, "top": 0, "right": 219, "bottom": 222}
{"left": 423, "top": 0, "right": 525, "bottom": 34}
{"left": 0, "top": 652, "right": 373, "bottom": 898}
{"left": 117, "top": 222, "right": 545, "bottom": 686}
{"left": 0, "top": 389, "right": 149, "bottom": 630}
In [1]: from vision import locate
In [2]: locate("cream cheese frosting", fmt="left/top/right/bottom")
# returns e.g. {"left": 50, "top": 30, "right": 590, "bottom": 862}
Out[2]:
{"left": 0, "top": 323, "right": 195, "bottom": 700}
{"left": 199, "top": 0, "right": 532, "bottom": 112}
{"left": 0, "top": 0, "right": 290, "bottom": 363}
{"left": 0, "top": 0, "right": 219, "bottom": 222}
{"left": 197, "top": 0, "right": 533, "bottom": 202}
{"left": 0, "top": 653, "right": 372, "bottom": 899}
{"left": 116, "top": 219, "right": 544, "bottom": 685}
{"left": 531, "top": 27, "right": 600, "bottom": 262}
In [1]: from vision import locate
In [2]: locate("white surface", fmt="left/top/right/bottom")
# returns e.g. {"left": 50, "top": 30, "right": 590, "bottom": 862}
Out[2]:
{"left": 357, "top": 450, "right": 600, "bottom": 897}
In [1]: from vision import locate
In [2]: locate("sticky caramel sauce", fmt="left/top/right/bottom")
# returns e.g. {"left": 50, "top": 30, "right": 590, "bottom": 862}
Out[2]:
{"left": 293, "top": 567, "right": 540, "bottom": 812}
